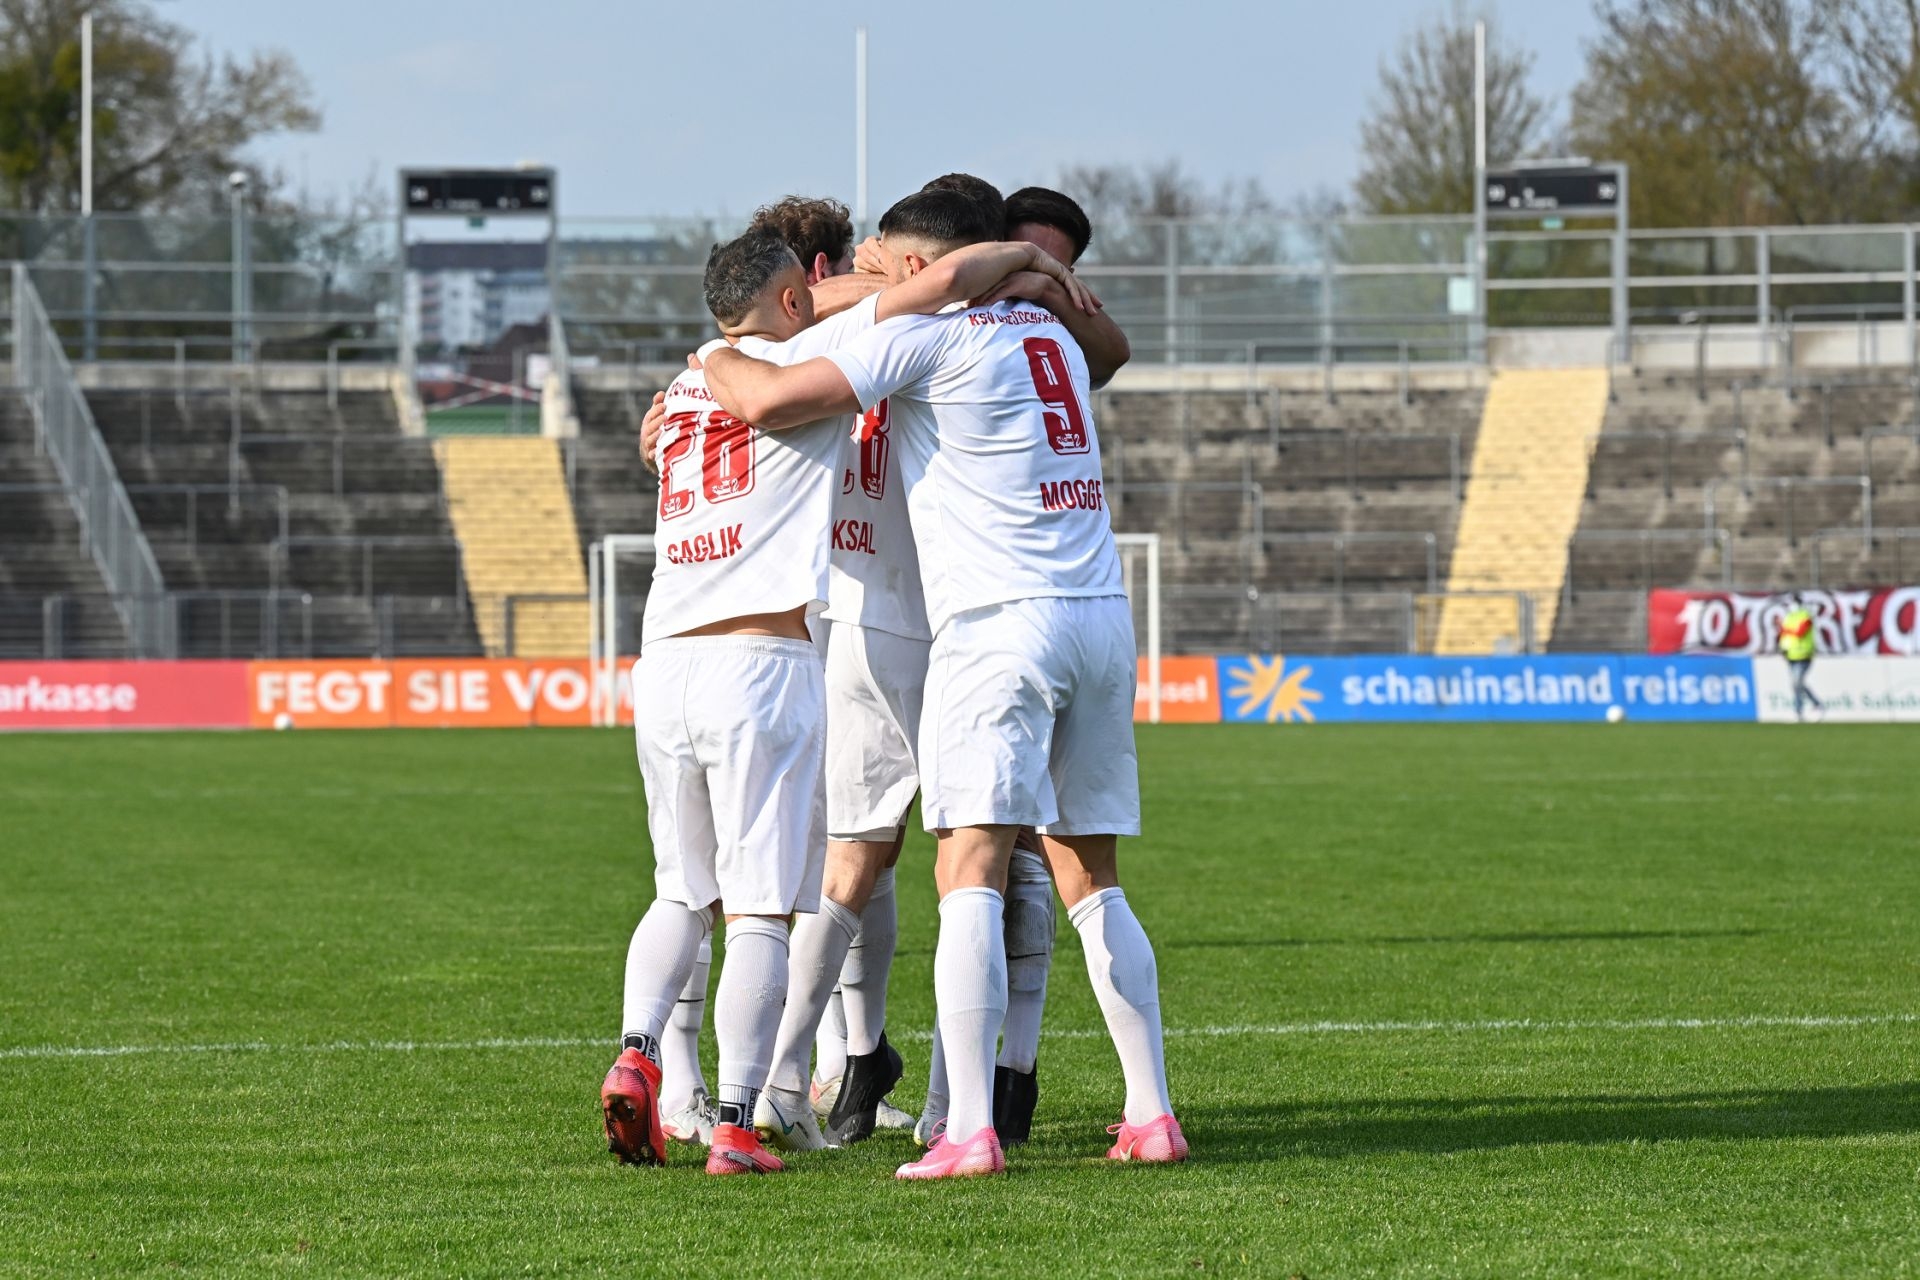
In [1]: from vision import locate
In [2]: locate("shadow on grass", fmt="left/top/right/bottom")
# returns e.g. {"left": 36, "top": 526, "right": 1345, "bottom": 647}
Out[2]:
{"left": 1162, "top": 927, "right": 1774, "bottom": 951}
{"left": 1181, "top": 1082, "right": 1920, "bottom": 1162}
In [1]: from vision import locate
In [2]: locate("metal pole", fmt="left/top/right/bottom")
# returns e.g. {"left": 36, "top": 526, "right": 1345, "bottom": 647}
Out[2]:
{"left": 1163, "top": 222, "right": 1179, "bottom": 366}
{"left": 80, "top": 13, "right": 96, "bottom": 362}
{"left": 854, "top": 28, "right": 869, "bottom": 230}
{"left": 1147, "top": 536, "right": 1163, "bottom": 725}
{"left": 80, "top": 15, "right": 92, "bottom": 212}
{"left": 1472, "top": 20, "right": 1488, "bottom": 366}
{"left": 1612, "top": 163, "right": 1631, "bottom": 361}
{"left": 230, "top": 182, "right": 245, "bottom": 363}
{"left": 1756, "top": 229, "right": 1770, "bottom": 374}
{"left": 1904, "top": 225, "right": 1916, "bottom": 380}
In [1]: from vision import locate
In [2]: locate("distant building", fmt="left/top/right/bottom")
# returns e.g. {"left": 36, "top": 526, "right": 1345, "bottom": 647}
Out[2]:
{"left": 404, "top": 242, "right": 549, "bottom": 351}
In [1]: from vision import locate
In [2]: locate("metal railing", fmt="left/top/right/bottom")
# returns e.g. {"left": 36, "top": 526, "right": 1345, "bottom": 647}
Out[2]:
{"left": 1563, "top": 528, "right": 1733, "bottom": 605}
{"left": 268, "top": 535, "right": 468, "bottom": 602}
{"left": 237, "top": 433, "right": 440, "bottom": 499}
{"left": 1259, "top": 531, "right": 1441, "bottom": 593}
{"left": 1269, "top": 428, "right": 1465, "bottom": 500}
{"left": 10, "top": 263, "right": 170, "bottom": 655}
{"left": 1705, "top": 476, "right": 1872, "bottom": 546}
{"left": 0, "top": 590, "right": 482, "bottom": 660}
{"left": 1587, "top": 429, "right": 1750, "bottom": 498}
{"left": 502, "top": 592, "right": 591, "bottom": 656}
{"left": 1161, "top": 586, "right": 1423, "bottom": 656}
{"left": 1864, "top": 428, "right": 1920, "bottom": 478}
{"left": 1806, "top": 526, "right": 1920, "bottom": 587}
{"left": 125, "top": 483, "right": 290, "bottom": 550}
{"left": 1114, "top": 480, "right": 1264, "bottom": 551}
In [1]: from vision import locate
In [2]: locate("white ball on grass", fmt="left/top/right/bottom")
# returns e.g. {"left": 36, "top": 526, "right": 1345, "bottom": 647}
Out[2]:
{"left": 273, "top": 712, "right": 295, "bottom": 731}
{"left": 1605, "top": 705, "right": 1626, "bottom": 724}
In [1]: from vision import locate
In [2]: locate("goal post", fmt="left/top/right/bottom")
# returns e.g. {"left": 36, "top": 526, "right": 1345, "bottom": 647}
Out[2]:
{"left": 589, "top": 529, "right": 1163, "bottom": 726}
{"left": 1116, "top": 531, "right": 1164, "bottom": 724}
{"left": 589, "top": 534, "right": 654, "bottom": 727}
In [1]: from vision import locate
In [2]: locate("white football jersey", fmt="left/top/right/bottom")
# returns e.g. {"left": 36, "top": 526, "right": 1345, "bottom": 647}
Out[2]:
{"left": 824, "top": 301, "right": 1122, "bottom": 632}
{"left": 641, "top": 303, "right": 876, "bottom": 644}
{"left": 825, "top": 397, "right": 931, "bottom": 641}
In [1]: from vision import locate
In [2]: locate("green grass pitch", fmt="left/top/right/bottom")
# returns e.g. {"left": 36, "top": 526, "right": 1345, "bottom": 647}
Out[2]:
{"left": 2, "top": 724, "right": 1917, "bottom": 1277}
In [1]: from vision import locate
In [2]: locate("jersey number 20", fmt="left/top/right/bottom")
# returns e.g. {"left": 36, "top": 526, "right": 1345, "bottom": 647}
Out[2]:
{"left": 658, "top": 412, "right": 756, "bottom": 521}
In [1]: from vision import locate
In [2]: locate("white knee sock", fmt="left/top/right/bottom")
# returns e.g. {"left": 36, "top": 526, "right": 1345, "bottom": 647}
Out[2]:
{"left": 658, "top": 935, "right": 711, "bottom": 1111}
{"left": 1069, "top": 887, "right": 1173, "bottom": 1125}
{"left": 621, "top": 900, "right": 712, "bottom": 1063}
{"left": 922, "top": 1019, "right": 948, "bottom": 1126}
{"left": 998, "top": 849, "right": 1055, "bottom": 1074}
{"left": 814, "top": 991, "right": 848, "bottom": 1088}
{"left": 714, "top": 916, "right": 791, "bottom": 1130}
{"left": 765, "top": 900, "right": 859, "bottom": 1094}
{"left": 936, "top": 887, "right": 1006, "bottom": 1139}
{"left": 842, "top": 868, "right": 899, "bottom": 1057}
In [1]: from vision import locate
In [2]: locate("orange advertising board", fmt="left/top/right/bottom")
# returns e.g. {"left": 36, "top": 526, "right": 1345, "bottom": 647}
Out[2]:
{"left": 247, "top": 659, "right": 631, "bottom": 729}
{"left": 1134, "top": 656, "right": 1222, "bottom": 723}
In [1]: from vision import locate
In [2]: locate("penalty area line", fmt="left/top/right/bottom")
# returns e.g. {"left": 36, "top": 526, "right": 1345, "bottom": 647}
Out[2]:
{"left": 3, "top": 1012, "right": 1916, "bottom": 1063}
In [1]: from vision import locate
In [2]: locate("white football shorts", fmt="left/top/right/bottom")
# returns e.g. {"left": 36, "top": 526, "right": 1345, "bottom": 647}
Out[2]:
{"left": 631, "top": 635, "right": 827, "bottom": 916}
{"left": 823, "top": 620, "right": 931, "bottom": 842}
{"left": 919, "top": 594, "right": 1141, "bottom": 836}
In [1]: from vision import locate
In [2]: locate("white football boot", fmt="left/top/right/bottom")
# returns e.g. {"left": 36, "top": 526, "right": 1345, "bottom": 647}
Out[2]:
{"left": 754, "top": 1086, "right": 831, "bottom": 1152}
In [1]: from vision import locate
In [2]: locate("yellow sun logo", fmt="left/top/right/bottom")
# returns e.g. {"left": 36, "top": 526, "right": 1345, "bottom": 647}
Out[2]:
{"left": 1226, "top": 656, "right": 1322, "bottom": 723}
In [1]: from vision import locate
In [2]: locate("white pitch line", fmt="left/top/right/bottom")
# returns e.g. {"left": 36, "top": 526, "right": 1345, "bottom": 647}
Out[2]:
{"left": 3, "top": 1012, "right": 1914, "bottom": 1063}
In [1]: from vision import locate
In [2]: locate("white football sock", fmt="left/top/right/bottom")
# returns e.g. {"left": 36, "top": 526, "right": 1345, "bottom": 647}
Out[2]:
{"left": 936, "top": 887, "right": 1006, "bottom": 1139}
{"left": 922, "top": 1019, "right": 949, "bottom": 1127}
{"left": 714, "top": 916, "right": 791, "bottom": 1130}
{"left": 620, "top": 899, "right": 712, "bottom": 1062}
{"left": 998, "top": 849, "right": 1055, "bottom": 1074}
{"left": 842, "top": 867, "right": 898, "bottom": 1057}
{"left": 814, "top": 991, "right": 848, "bottom": 1088}
{"left": 765, "top": 899, "right": 860, "bottom": 1093}
{"left": 1069, "top": 887, "right": 1173, "bottom": 1125}
{"left": 658, "top": 935, "right": 711, "bottom": 1111}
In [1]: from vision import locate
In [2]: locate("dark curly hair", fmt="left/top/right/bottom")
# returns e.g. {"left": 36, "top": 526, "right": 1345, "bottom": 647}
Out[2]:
{"left": 748, "top": 196, "right": 855, "bottom": 273}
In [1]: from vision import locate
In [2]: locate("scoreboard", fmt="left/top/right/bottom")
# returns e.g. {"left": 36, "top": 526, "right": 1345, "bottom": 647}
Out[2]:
{"left": 1483, "top": 166, "right": 1620, "bottom": 217}
{"left": 403, "top": 169, "right": 553, "bottom": 215}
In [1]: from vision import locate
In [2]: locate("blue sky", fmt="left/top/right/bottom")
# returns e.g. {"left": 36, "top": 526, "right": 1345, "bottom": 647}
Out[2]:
{"left": 168, "top": 0, "right": 1598, "bottom": 218}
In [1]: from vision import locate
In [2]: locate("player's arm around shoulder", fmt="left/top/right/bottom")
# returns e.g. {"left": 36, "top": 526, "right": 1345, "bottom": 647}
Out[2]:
{"left": 704, "top": 345, "right": 862, "bottom": 431}
{"left": 872, "top": 241, "right": 1095, "bottom": 324}
{"left": 811, "top": 272, "right": 886, "bottom": 319}
{"left": 977, "top": 274, "right": 1129, "bottom": 387}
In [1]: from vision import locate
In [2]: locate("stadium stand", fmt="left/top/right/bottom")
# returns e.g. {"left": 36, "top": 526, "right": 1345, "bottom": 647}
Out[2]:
{"left": 84, "top": 385, "right": 481, "bottom": 658}
{"left": 1093, "top": 379, "right": 1487, "bottom": 653}
{"left": 1435, "top": 369, "right": 1609, "bottom": 654}
{"left": 0, "top": 388, "right": 129, "bottom": 656}
{"left": 1551, "top": 370, "right": 1920, "bottom": 651}
{"left": 568, "top": 384, "right": 661, "bottom": 555}
{"left": 433, "top": 435, "right": 588, "bottom": 656}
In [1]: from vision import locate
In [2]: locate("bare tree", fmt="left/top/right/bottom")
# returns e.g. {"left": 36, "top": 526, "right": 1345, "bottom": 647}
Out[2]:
{"left": 1354, "top": 3, "right": 1551, "bottom": 215}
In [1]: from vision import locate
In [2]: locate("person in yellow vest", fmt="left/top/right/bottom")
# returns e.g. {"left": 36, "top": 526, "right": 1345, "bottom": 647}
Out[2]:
{"left": 1778, "top": 593, "right": 1824, "bottom": 721}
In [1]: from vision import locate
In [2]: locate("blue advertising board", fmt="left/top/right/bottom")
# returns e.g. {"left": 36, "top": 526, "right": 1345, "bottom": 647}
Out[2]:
{"left": 1215, "top": 655, "right": 1757, "bottom": 724}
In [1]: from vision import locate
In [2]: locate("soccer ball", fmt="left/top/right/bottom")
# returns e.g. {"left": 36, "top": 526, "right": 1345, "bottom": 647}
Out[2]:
{"left": 1605, "top": 705, "right": 1625, "bottom": 724}
{"left": 273, "top": 712, "right": 295, "bottom": 731}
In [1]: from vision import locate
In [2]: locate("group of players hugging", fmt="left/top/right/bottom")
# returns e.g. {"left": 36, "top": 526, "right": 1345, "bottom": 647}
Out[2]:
{"left": 599, "top": 173, "right": 1187, "bottom": 1180}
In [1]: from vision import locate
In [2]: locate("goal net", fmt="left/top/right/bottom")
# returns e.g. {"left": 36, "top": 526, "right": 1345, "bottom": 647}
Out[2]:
{"left": 589, "top": 529, "right": 1164, "bottom": 725}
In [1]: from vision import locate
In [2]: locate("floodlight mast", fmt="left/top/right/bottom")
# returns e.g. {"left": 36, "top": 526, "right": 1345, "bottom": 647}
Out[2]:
{"left": 1472, "top": 20, "right": 1487, "bottom": 366}
{"left": 855, "top": 28, "right": 870, "bottom": 230}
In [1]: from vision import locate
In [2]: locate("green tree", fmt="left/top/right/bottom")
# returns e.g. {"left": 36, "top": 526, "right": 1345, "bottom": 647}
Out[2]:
{"left": 0, "top": 0, "right": 318, "bottom": 214}
{"left": 1569, "top": 0, "right": 1903, "bottom": 227}
{"left": 1353, "top": 3, "right": 1551, "bottom": 215}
